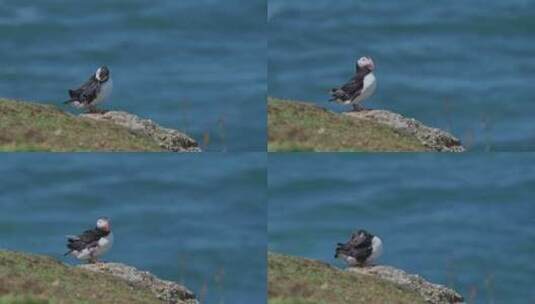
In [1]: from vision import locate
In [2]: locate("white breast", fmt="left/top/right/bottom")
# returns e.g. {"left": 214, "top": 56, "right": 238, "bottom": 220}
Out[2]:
{"left": 92, "top": 78, "right": 113, "bottom": 105}
{"left": 71, "top": 232, "right": 113, "bottom": 261}
{"left": 367, "top": 235, "right": 383, "bottom": 264}
{"left": 352, "top": 72, "right": 376, "bottom": 104}
{"left": 95, "top": 232, "right": 114, "bottom": 257}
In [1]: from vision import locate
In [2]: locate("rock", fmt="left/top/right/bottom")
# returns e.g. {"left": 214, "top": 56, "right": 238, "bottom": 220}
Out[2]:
{"left": 269, "top": 252, "right": 447, "bottom": 304}
{"left": 79, "top": 263, "right": 199, "bottom": 304}
{"left": 1, "top": 250, "right": 193, "bottom": 303}
{"left": 348, "top": 265, "right": 464, "bottom": 304}
{"left": 268, "top": 98, "right": 465, "bottom": 152}
{"left": 344, "top": 110, "right": 464, "bottom": 152}
{"left": 81, "top": 111, "right": 201, "bottom": 152}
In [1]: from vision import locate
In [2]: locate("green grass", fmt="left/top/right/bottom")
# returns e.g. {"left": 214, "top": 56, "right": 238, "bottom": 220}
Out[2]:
{"left": 0, "top": 295, "right": 50, "bottom": 304}
{"left": 0, "top": 250, "right": 163, "bottom": 304}
{"left": 268, "top": 98, "right": 428, "bottom": 152}
{"left": 268, "top": 298, "right": 326, "bottom": 304}
{"left": 268, "top": 252, "right": 427, "bottom": 304}
{"left": 0, "top": 98, "right": 164, "bottom": 151}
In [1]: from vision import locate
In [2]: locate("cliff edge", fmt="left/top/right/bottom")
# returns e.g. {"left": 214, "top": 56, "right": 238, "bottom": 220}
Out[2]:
{"left": 268, "top": 252, "right": 464, "bottom": 304}
{"left": 0, "top": 98, "right": 200, "bottom": 152}
{"left": 268, "top": 98, "right": 464, "bottom": 152}
{"left": 0, "top": 250, "right": 198, "bottom": 304}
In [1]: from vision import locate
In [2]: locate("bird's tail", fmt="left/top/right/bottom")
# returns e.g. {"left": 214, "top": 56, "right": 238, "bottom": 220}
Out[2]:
{"left": 64, "top": 90, "right": 77, "bottom": 104}
{"left": 64, "top": 235, "right": 79, "bottom": 256}
{"left": 329, "top": 88, "right": 343, "bottom": 102}
{"left": 334, "top": 242, "right": 346, "bottom": 258}
{"left": 329, "top": 88, "right": 337, "bottom": 97}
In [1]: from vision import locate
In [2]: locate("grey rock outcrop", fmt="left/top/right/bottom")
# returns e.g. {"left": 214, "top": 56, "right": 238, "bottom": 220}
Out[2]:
{"left": 344, "top": 110, "right": 464, "bottom": 152}
{"left": 81, "top": 111, "right": 200, "bottom": 152}
{"left": 79, "top": 263, "right": 199, "bottom": 304}
{"left": 348, "top": 265, "right": 464, "bottom": 304}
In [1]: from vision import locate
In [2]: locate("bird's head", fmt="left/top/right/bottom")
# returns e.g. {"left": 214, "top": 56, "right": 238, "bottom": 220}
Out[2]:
{"left": 96, "top": 217, "right": 111, "bottom": 232}
{"left": 357, "top": 56, "right": 375, "bottom": 71}
{"left": 354, "top": 229, "right": 372, "bottom": 239}
{"left": 95, "top": 66, "right": 110, "bottom": 82}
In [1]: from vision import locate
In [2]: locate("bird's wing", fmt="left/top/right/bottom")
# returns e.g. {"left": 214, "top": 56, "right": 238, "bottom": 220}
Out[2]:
{"left": 330, "top": 70, "right": 367, "bottom": 101}
{"left": 66, "top": 228, "right": 102, "bottom": 251}
{"left": 345, "top": 244, "right": 373, "bottom": 262}
{"left": 340, "top": 76, "right": 363, "bottom": 96}
{"left": 346, "top": 68, "right": 372, "bottom": 99}
{"left": 72, "top": 77, "right": 100, "bottom": 104}
{"left": 335, "top": 240, "right": 372, "bottom": 261}
{"left": 335, "top": 232, "right": 373, "bottom": 261}
{"left": 79, "top": 228, "right": 105, "bottom": 242}
{"left": 349, "top": 232, "right": 372, "bottom": 247}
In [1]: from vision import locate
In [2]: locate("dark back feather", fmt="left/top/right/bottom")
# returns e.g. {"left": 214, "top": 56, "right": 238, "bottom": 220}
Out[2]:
{"left": 330, "top": 67, "right": 372, "bottom": 101}
{"left": 66, "top": 227, "right": 108, "bottom": 252}
{"left": 68, "top": 76, "right": 101, "bottom": 104}
{"left": 334, "top": 231, "right": 374, "bottom": 263}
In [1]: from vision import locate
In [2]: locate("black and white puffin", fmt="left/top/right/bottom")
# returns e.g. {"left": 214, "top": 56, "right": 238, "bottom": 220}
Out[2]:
{"left": 334, "top": 229, "right": 383, "bottom": 267}
{"left": 329, "top": 56, "right": 376, "bottom": 111}
{"left": 64, "top": 217, "right": 114, "bottom": 263}
{"left": 64, "top": 66, "right": 113, "bottom": 113}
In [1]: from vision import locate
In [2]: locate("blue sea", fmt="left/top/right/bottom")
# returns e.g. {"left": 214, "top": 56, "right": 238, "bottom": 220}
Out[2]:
{"left": 268, "top": 1, "right": 535, "bottom": 151}
{"left": 0, "top": 0, "right": 266, "bottom": 151}
{"left": 268, "top": 154, "right": 535, "bottom": 304}
{"left": 0, "top": 154, "right": 266, "bottom": 304}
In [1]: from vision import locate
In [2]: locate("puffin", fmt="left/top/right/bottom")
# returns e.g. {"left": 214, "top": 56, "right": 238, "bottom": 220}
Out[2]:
{"left": 64, "top": 66, "right": 113, "bottom": 113}
{"left": 334, "top": 229, "right": 383, "bottom": 267}
{"left": 329, "top": 56, "right": 376, "bottom": 111}
{"left": 64, "top": 217, "right": 114, "bottom": 263}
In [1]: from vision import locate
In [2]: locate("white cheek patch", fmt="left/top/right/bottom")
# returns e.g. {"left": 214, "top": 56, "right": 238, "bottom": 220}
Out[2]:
{"left": 358, "top": 57, "right": 369, "bottom": 68}
{"left": 95, "top": 68, "right": 103, "bottom": 81}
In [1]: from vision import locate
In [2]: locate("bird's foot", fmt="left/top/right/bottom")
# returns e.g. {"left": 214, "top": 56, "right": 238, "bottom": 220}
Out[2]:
{"left": 86, "top": 107, "right": 107, "bottom": 114}
{"left": 87, "top": 257, "right": 99, "bottom": 264}
{"left": 352, "top": 104, "right": 366, "bottom": 112}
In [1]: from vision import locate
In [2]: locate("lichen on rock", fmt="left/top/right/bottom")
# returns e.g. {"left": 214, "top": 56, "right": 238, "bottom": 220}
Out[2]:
{"left": 268, "top": 252, "right": 464, "bottom": 304}
{"left": 79, "top": 262, "right": 199, "bottom": 304}
{"left": 0, "top": 98, "right": 201, "bottom": 152}
{"left": 344, "top": 110, "right": 464, "bottom": 152}
{"left": 348, "top": 265, "right": 464, "bottom": 304}
{"left": 0, "top": 250, "right": 195, "bottom": 304}
{"left": 268, "top": 98, "right": 465, "bottom": 152}
{"left": 81, "top": 111, "right": 200, "bottom": 152}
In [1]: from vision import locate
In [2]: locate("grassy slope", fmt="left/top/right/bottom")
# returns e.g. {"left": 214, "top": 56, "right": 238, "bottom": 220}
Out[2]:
{"left": 268, "top": 98, "right": 428, "bottom": 152}
{"left": 0, "top": 98, "right": 163, "bottom": 151}
{"left": 0, "top": 250, "right": 163, "bottom": 304}
{"left": 268, "top": 253, "right": 426, "bottom": 304}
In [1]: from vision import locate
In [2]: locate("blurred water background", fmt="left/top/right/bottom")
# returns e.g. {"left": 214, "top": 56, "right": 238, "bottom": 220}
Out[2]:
{"left": 0, "top": 153, "right": 266, "bottom": 304}
{"left": 268, "top": 1, "right": 535, "bottom": 151}
{"left": 269, "top": 154, "right": 535, "bottom": 303}
{"left": 0, "top": 0, "right": 266, "bottom": 151}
